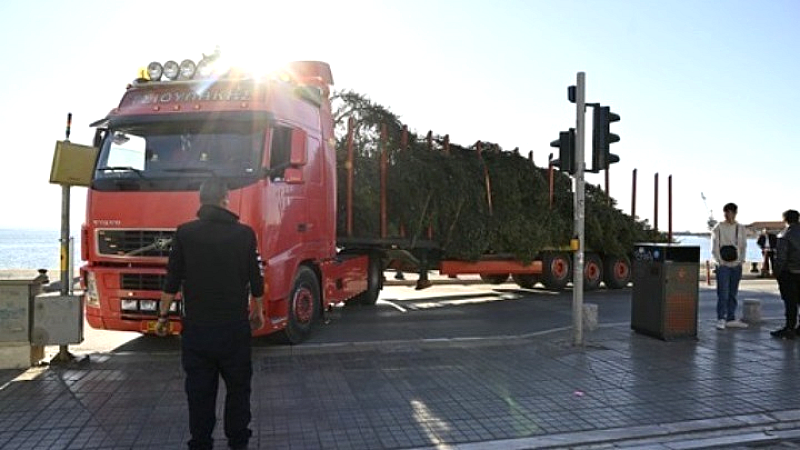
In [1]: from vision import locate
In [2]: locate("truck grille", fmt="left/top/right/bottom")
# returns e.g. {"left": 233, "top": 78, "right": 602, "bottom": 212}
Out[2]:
{"left": 97, "top": 229, "right": 175, "bottom": 257}
{"left": 121, "top": 274, "right": 166, "bottom": 291}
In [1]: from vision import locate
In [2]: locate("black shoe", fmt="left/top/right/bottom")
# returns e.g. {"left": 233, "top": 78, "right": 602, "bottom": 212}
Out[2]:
{"left": 771, "top": 328, "right": 796, "bottom": 340}
{"left": 795, "top": 327, "right": 800, "bottom": 337}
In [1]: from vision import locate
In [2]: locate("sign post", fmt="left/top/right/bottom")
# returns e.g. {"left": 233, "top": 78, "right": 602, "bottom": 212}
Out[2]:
{"left": 573, "top": 72, "right": 586, "bottom": 346}
{"left": 49, "top": 113, "right": 98, "bottom": 363}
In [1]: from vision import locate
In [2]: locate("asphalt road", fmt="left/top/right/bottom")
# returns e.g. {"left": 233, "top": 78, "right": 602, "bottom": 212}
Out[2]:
{"left": 56, "top": 276, "right": 785, "bottom": 357}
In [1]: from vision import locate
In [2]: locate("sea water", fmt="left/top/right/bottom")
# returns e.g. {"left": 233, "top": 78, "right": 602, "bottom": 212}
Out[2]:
{"left": 0, "top": 229, "right": 80, "bottom": 270}
{"left": 0, "top": 228, "right": 765, "bottom": 271}
{"left": 673, "top": 235, "right": 762, "bottom": 263}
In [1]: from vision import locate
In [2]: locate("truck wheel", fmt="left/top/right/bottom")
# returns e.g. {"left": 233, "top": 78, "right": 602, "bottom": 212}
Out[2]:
{"left": 512, "top": 273, "right": 539, "bottom": 289}
{"left": 281, "top": 266, "right": 320, "bottom": 344}
{"left": 603, "top": 255, "right": 631, "bottom": 289}
{"left": 480, "top": 273, "right": 510, "bottom": 284}
{"left": 584, "top": 253, "right": 603, "bottom": 291}
{"left": 541, "top": 252, "right": 571, "bottom": 291}
{"left": 353, "top": 252, "right": 383, "bottom": 306}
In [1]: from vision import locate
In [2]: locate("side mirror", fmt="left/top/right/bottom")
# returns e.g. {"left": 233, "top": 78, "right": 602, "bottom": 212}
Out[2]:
{"left": 284, "top": 167, "right": 304, "bottom": 184}
{"left": 289, "top": 128, "right": 307, "bottom": 166}
{"left": 93, "top": 129, "right": 106, "bottom": 148}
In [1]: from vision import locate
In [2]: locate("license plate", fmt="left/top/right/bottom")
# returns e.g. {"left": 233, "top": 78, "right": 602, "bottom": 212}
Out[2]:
{"left": 142, "top": 320, "right": 174, "bottom": 335}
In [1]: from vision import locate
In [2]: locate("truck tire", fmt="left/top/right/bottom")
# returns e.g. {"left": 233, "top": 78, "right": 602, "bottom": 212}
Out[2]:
{"left": 541, "top": 252, "right": 571, "bottom": 291}
{"left": 584, "top": 253, "right": 603, "bottom": 291}
{"left": 479, "top": 273, "right": 510, "bottom": 284}
{"left": 281, "top": 266, "right": 320, "bottom": 344}
{"left": 512, "top": 273, "right": 539, "bottom": 289}
{"left": 352, "top": 252, "right": 383, "bottom": 306}
{"left": 603, "top": 255, "right": 631, "bottom": 289}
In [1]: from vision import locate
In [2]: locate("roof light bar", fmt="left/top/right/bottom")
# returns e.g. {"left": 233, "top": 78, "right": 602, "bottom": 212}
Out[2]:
{"left": 163, "top": 60, "right": 180, "bottom": 80}
{"left": 146, "top": 62, "right": 163, "bottom": 81}
{"left": 179, "top": 59, "right": 196, "bottom": 79}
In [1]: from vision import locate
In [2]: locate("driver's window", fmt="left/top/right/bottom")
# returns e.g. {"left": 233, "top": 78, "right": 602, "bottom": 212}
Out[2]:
{"left": 106, "top": 132, "right": 146, "bottom": 170}
{"left": 269, "top": 126, "right": 292, "bottom": 179}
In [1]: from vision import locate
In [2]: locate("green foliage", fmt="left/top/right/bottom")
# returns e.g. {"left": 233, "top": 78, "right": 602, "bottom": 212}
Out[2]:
{"left": 332, "top": 90, "right": 666, "bottom": 260}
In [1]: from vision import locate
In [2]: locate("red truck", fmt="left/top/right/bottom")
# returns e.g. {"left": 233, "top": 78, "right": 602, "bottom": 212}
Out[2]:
{"left": 81, "top": 56, "right": 631, "bottom": 343}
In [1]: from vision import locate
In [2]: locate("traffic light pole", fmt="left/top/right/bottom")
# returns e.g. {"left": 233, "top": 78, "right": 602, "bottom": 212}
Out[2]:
{"left": 573, "top": 72, "right": 586, "bottom": 346}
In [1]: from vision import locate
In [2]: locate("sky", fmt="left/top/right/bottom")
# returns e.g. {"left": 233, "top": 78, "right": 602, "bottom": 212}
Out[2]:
{"left": 0, "top": 0, "right": 798, "bottom": 233}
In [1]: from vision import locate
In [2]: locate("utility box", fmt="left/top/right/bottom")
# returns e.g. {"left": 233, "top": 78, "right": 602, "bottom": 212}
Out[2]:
{"left": 49, "top": 140, "right": 98, "bottom": 187}
{"left": 31, "top": 293, "right": 83, "bottom": 346}
{"left": 0, "top": 277, "right": 45, "bottom": 368}
{"left": 631, "top": 244, "right": 700, "bottom": 340}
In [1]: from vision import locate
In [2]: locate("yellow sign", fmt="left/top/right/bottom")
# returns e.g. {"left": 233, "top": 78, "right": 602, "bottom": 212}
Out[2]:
{"left": 50, "top": 141, "right": 98, "bottom": 187}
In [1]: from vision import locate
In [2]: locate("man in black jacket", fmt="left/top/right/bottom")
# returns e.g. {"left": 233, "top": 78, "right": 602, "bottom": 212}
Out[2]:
{"left": 757, "top": 228, "right": 778, "bottom": 277}
{"left": 771, "top": 209, "right": 800, "bottom": 340}
{"left": 158, "top": 179, "right": 265, "bottom": 450}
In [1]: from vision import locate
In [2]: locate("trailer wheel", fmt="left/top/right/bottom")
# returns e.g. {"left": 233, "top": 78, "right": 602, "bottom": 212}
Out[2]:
{"left": 603, "top": 255, "right": 631, "bottom": 289}
{"left": 584, "top": 253, "right": 603, "bottom": 291}
{"left": 479, "top": 273, "right": 510, "bottom": 284}
{"left": 541, "top": 252, "right": 571, "bottom": 291}
{"left": 281, "top": 266, "right": 320, "bottom": 344}
{"left": 512, "top": 273, "right": 539, "bottom": 289}
{"left": 353, "top": 252, "right": 383, "bottom": 306}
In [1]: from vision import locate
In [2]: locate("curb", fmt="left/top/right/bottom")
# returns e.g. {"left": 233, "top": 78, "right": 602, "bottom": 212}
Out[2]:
{"left": 408, "top": 411, "right": 800, "bottom": 449}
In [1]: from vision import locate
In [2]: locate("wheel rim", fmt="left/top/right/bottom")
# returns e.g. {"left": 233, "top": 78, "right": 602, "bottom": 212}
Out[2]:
{"left": 614, "top": 260, "right": 629, "bottom": 280}
{"left": 293, "top": 287, "right": 314, "bottom": 324}
{"left": 586, "top": 262, "right": 601, "bottom": 281}
{"left": 551, "top": 257, "right": 568, "bottom": 279}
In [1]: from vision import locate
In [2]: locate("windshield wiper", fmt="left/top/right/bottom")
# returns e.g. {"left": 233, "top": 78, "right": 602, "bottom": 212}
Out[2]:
{"left": 97, "top": 166, "right": 145, "bottom": 178}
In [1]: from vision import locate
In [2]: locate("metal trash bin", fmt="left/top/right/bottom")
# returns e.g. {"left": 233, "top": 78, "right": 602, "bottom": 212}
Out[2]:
{"left": 631, "top": 244, "right": 700, "bottom": 340}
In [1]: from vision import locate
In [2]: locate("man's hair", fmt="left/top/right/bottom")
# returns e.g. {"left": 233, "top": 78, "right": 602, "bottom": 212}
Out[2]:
{"left": 723, "top": 202, "right": 738, "bottom": 213}
{"left": 784, "top": 209, "right": 799, "bottom": 224}
{"left": 199, "top": 179, "right": 229, "bottom": 205}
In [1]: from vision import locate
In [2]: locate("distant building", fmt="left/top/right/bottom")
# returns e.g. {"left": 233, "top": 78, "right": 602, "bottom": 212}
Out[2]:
{"left": 746, "top": 221, "right": 784, "bottom": 237}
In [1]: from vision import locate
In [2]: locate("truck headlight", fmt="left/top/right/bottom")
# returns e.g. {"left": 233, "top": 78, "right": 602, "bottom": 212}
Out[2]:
{"left": 139, "top": 300, "right": 157, "bottom": 311}
{"left": 86, "top": 272, "right": 100, "bottom": 308}
{"left": 121, "top": 299, "right": 138, "bottom": 311}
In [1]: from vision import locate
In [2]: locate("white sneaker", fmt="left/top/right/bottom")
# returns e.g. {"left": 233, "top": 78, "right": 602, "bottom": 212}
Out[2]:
{"left": 716, "top": 319, "right": 726, "bottom": 330}
{"left": 726, "top": 319, "right": 748, "bottom": 328}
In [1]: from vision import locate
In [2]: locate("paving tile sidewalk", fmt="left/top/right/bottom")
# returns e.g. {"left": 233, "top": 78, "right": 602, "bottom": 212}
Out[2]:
{"left": 2, "top": 320, "right": 800, "bottom": 450}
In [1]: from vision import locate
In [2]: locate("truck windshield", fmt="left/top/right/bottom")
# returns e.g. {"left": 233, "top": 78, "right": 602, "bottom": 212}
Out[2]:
{"left": 93, "top": 121, "right": 265, "bottom": 190}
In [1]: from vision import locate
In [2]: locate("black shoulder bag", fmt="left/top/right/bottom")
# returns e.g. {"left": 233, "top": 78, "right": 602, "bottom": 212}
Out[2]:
{"left": 719, "top": 226, "right": 739, "bottom": 262}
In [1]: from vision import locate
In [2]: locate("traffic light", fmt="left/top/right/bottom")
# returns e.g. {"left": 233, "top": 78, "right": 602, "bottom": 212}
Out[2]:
{"left": 591, "top": 106, "right": 620, "bottom": 172}
{"left": 550, "top": 128, "right": 575, "bottom": 174}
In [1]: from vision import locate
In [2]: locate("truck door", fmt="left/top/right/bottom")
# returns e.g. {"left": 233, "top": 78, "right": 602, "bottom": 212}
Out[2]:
{"left": 303, "top": 135, "right": 325, "bottom": 250}
{"left": 264, "top": 125, "right": 308, "bottom": 262}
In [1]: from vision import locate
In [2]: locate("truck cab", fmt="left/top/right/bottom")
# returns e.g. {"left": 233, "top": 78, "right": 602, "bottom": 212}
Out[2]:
{"left": 82, "top": 57, "right": 370, "bottom": 343}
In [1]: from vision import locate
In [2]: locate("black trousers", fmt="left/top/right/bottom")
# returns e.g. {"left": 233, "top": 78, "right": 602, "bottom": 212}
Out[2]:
{"left": 778, "top": 272, "right": 800, "bottom": 329}
{"left": 181, "top": 320, "right": 252, "bottom": 450}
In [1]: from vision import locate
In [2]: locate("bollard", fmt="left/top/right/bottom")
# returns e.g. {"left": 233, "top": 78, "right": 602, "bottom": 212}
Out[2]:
{"left": 742, "top": 299, "right": 762, "bottom": 324}
{"left": 583, "top": 303, "right": 598, "bottom": 331}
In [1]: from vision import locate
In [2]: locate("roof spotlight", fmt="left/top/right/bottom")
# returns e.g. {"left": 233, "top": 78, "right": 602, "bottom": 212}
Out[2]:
{"left": 146, "top": 62, "right": 163, "bottom": 81}
{"left": 196, "top": 58, "right": 214, "bottom": 79}
{"left": 179, "top": 59, "right": 196, "bottom": 79}
{"left": 163, "top": 60, "right": 180, "bottom": 80}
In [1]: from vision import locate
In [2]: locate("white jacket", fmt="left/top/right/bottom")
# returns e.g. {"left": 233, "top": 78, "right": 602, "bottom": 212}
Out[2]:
{"left": 711, "top": 221, "right": 747, "bottom": 267}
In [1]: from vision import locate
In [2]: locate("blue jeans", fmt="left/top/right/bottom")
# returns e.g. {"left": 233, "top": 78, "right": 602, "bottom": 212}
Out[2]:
{"left": 716, "top": 265, "right": 743, "bottom": 321}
